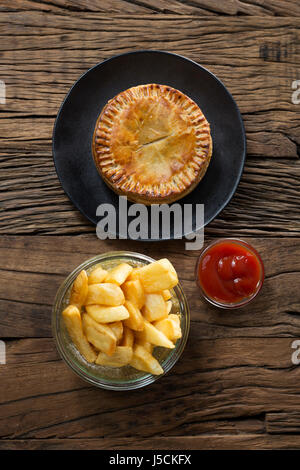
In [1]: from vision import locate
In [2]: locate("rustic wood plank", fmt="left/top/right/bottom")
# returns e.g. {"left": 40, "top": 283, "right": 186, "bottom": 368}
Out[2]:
{"left": 0, "top": 14, "right": 299, "bottom": 235}
{"left": 0, "top": 0, "right": 211, "bottom": 15}
{"left": 0, "top": 158, "right": 299, "bottom": 236}
{"left": 0, "top": 3, "right": 299, "bottom": 452}
{"left": 1, "top": 15, "right": 299, "bottom": 126}
{"left": 0, "top": 236, "right": 299, "bottom": 339}
{"left": 0, "top": 336, "right": 299, "bottom": 438}
{"left": 266, "top": 412, "right": 300, "bottom": 434}
{"left": 2, "top": 0, "right": 300, "bottom": 16}
{"left": 0, "top": 236, "right": 299, "bottom": 440}
{"left": 4, "top": 434, "right": 300, "bottom": 449}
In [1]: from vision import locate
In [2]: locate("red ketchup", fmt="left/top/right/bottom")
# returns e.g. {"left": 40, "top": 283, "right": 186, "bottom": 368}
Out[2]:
{"left": 197, "top": 239, "right": 264, "bottom": 306}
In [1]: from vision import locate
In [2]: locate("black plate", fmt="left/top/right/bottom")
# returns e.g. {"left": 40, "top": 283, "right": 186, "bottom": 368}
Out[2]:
{"left": 53, "top": 50, "right": 246, "bottom": 240}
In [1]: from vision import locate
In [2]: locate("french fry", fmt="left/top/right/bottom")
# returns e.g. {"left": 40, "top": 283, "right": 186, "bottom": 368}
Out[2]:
{"left": 62, "top": 257, "right": 181, "bottom": 374}
{"left": 86, "top": 304, "right": 129, "bottom": 323}
{"left": 153, "top": 315, "right": 181, "bottom": 342}
{"left": 123, "top": 300, "right": 144, "bottom": 331}
{"left": 88, "top": 266, "right": 108, "bottom": 285}
{"left": 162, "top": 289, "right": 172, "bottom": 301}
{"left": 121, "top": 326, "right": 134, "bottom": 348}
{"left": 96, "top": 346, "right": 133, "bottom": 367}
{"left": 127, "top": 267, "right": 143, "bottom": 281}
{"left": 130, "top": 344, "right": 163, "bottom": 375}
{"left": 85, "top": 283, "right": 125, "bottom": 306}
{"left": 135, "top": 320, "right": 175, "bottom": 349}
{"left": 69, "top": 270, "right": 88, "bottom": 309}
{"left": 135, "top": 337, "right": 154, "bottom": 354}
{"left": 104, "top": 263, "right": 133, "bottom": 285}
{"left": 62, "top": 305, "right": 96, "bottom": 363}
{"left": 122, "top": 279, "right": 145, "bottom": 309}
{"left": 142, "top": 293, "right": 167, "bottom": 322}
{"left": 153, "top": 317, "right": 173, "bottom": 340}
{"left": 110, "top": 321, "right": 123, "bottom": 342}
{"left": 137, "top": 259, "right": 178, "bottom": 293}
{"left": 82, "top": 313, "right": 116, "bottom": 356}
{"left": 143, "top": 342, "right": 154, "bottom": 354}
{"left": 166, "top": 300, "right": 172, "bottom": 314}
{"left": 168, "top": 314, "right": 182, "bottom": 340}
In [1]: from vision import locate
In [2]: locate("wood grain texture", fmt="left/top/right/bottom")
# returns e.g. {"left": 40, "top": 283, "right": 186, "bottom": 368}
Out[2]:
{"left": 4, "top": 435, "right": 300, "bottom": 450}
{"left": 0, "top": 336, "right": 299, "bottom": 440}
{"left": 266, "top": 412, "right": 300, "bottom": 434}
{"left": 2, "top": 0, "right": 300, "bottom": 16}
{"left": 0, "top": 235, "right": 299, "bottom": 339}
{"left": 0, "top": 159, "right": 299, "bottom": 237}
{"left": 1, "top": 2, "right": 300, "bottom": 451}
{"left": 0, "top": 13, "right": 299, "bottom": 235}
{"left": 0, "top": 235, "right": 299, "bottom": 444}
{"left": 5, "top": 434, "right": 300, "bottom": 451}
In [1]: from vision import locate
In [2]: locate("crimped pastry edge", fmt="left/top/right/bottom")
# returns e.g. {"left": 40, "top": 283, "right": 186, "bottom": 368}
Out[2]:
{"left": 93, "top": 84, "right": 213, "bottom": 204}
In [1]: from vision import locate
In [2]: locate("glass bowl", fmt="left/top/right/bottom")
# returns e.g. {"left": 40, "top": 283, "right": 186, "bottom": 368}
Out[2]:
{"left": 52, "top": 251, "right": 190, "bottom": 390}
{"left": 196, "top": 238, "right": 264, "bottom": 309}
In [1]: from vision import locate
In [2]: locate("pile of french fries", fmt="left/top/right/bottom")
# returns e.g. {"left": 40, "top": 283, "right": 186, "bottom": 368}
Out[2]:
{"left": 62, "top": 258, "right": 182, "bottom": 375}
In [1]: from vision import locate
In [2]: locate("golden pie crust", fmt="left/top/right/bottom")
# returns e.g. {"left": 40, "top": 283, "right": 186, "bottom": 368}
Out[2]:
{"left": 93, "top": 84, "right": 212, "bottom": 204}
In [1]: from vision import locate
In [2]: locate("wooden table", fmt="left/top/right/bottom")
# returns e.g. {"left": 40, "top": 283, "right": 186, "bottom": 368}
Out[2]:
{"left": 1, "top": 0, "right": 300, "bottom": 450}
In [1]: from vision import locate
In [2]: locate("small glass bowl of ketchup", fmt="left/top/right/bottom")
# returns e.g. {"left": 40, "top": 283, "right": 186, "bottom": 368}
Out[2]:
{"left": 196, "top": 238, "right": 264, "bottom": 309}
